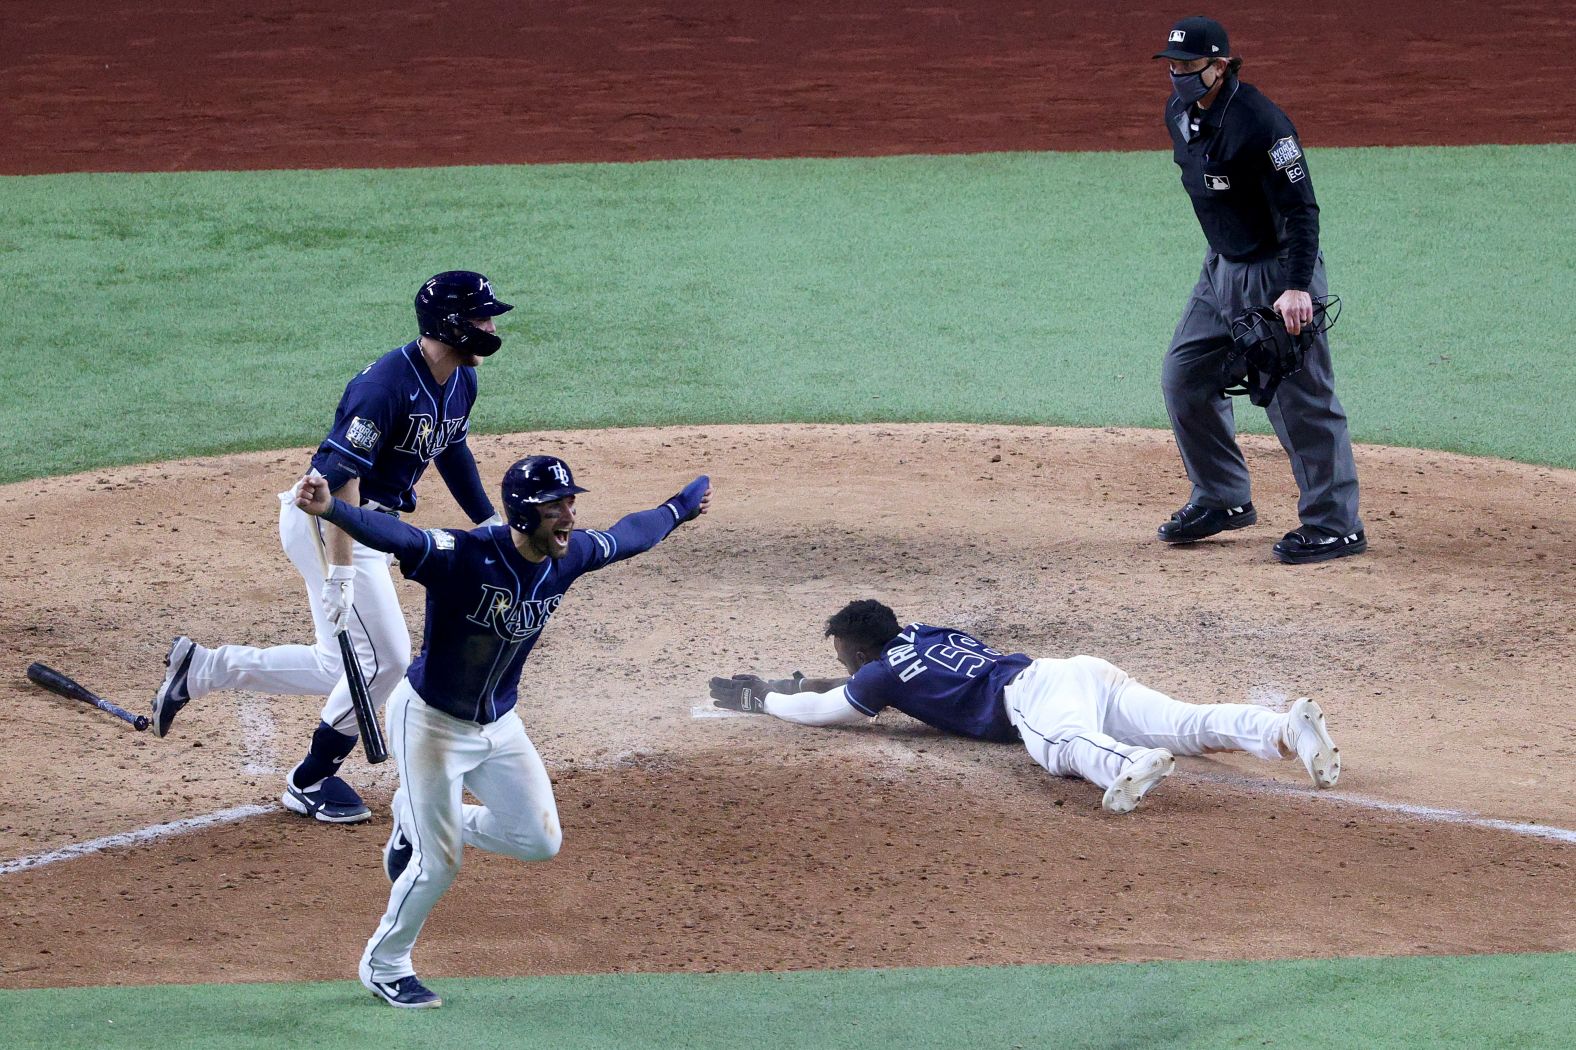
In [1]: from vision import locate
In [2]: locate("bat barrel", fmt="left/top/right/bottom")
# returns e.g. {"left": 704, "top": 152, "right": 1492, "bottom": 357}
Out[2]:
{"left": 26, "top": 662, "right": 149, "bottom": 731}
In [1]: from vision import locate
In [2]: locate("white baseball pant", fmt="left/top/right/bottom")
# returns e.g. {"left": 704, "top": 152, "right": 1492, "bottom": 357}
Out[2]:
{"left": 181, "top": 491, "right": 411, "bottom": 732}
{"left": 1003, "top": 656, "right": 1288, "bottom": 789}
{"left": 361, "top": 679, "right": 562, "bottom": 983}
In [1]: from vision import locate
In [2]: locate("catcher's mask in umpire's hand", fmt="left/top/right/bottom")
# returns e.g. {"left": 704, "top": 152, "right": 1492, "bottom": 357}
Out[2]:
{"left": 1221, "top": 296, "right": 1341, "bottom": 407}
{"left": 502, "top": 456, "right": 589, "bottom": 533}
{"left": 415, "top": 270, "right": 514, "bottom": 357}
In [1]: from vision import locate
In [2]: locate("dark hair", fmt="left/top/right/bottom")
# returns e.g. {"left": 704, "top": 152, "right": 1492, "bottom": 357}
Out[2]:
{"left": 1225, "top": 56, "right": 1243, "bottom": 77}
{"left": 825, "top": 599, "right": 902, "bottom": 651}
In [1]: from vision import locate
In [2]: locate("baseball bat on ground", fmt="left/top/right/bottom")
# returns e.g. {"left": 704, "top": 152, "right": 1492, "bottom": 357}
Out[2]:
{"left": 337, "top": 632, "right": 389, "bottom": 764}
{"left": 25, "top": 662, "right": 150, "bottom": 731}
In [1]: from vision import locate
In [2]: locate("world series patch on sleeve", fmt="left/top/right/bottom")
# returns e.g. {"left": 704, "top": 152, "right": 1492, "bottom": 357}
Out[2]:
{"left": 1269, "top": 136, "right": 1305, "bottom": 183}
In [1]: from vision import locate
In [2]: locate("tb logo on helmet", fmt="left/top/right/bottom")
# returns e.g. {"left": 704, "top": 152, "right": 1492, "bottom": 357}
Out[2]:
{"left": 501, "top": 455, "right": 590, "bottom": 533}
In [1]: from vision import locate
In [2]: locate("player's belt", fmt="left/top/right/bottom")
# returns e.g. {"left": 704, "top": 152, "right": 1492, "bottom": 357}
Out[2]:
{"left": 360, "top": 499, "right": 401, "bottom": 520}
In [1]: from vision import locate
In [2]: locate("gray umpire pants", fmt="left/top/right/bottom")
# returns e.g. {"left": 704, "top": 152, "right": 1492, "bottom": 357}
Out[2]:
{"left": 1161, "top": 251, "right": 1362, "bottom": 537}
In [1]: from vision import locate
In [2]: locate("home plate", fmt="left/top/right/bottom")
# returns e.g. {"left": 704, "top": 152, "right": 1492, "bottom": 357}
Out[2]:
{"left": 691, "top": 704, "right": 746, "bottom": 718}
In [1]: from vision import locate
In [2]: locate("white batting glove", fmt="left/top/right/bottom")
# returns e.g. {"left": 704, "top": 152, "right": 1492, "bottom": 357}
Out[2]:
{"left": 480, "top": 512, "right": 504, "bottom": 527}
{"left": 322, "top": 565, "right": 355, "bottom": 631}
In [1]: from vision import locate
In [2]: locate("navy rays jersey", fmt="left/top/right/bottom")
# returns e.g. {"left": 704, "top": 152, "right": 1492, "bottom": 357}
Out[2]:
{"left": 844, "top": 624, "right": 1031, "bottom": 743}
{"left": 311, "top": 341, "right": 489, "bottom": 518}
{"left": 321, "top": 500, "right": 690, "bottom": 723}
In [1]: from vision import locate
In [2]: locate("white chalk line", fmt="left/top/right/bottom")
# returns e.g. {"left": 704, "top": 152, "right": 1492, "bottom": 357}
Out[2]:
{"left": 1183, "top": 768, "right": 1576, "bottom": 844}
{"left": 689, "top": 708, "right": 1575, "bottom": 844}
{"left": 237, "top": 692, "right": 281, "bottom": 775}
{"left": 0, "top": 804, "right": 276, "bottom": 876}
{"left": 11, "top": 765, "right": 1561, "bottom": 881}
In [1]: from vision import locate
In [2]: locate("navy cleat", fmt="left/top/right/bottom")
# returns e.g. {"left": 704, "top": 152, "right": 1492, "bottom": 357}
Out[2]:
{"left": 152, "top": 636, "right": 197, "bottom": 739}
{"left": 363, "top": 973, "right": 442, "bottom": 1009}
{"left": 384, "top": 824, "right": 413, "bottom": 883}
{"left": 281, "top": 765, "right": 371, "bottom": 824}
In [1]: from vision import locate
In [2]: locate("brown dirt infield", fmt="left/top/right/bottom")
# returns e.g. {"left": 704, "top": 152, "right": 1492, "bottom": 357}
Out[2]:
{"left": 3, "top": 0, "right": 1574, "bottom": 992}
{"left": 2, "top": 427, "right": 1573, "bottom": 987}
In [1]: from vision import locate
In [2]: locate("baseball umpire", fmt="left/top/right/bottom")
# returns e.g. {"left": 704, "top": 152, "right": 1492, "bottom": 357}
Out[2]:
{"left": 711, "top": 599, "right": 1340, "bottom": 814}
{"left": 151, "top": 271, "right": 512, "bottom": 824}
{"left": 1153, "top": 16, "right": 1366, "bottom": 563}
{"left": 295, "top": 456, "right": 711, "bottom": 1008}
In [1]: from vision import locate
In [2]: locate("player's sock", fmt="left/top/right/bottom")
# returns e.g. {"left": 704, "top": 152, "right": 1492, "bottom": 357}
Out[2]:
{"left": 291, "top": 721, "right": 359, "bottom": 788}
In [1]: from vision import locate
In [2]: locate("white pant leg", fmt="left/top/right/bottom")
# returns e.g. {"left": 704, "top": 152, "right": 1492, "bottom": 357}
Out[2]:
{"left": 186, "top": 495, "right": 411, "bottom": 729}
{"left": 1004, "top": 656, "right": 1158, "bottom": 790}
{"left": 318, "top": 528, "right": 411, "bottom": 734}
{"left": 1100, "top": 672, "right": 1288, "bottom": 761}
{"left": 460, "top": 710, "right": 563, "bottom": 861}
{"left": 362, "top": 681, "right": 481, "bottom": 982}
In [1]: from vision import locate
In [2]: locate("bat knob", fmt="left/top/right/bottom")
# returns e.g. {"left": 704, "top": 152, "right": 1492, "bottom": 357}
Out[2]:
{"left": 134, "top": 715, "right": 151, "bottom": 731}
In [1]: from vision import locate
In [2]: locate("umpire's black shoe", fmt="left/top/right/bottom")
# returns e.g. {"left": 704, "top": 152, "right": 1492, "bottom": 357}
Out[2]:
{"left": 1157, "top": 501, "right": 1257, "bottom": 543}
{"left": 1273, "top": 527, "right": 1368, "bottom": 565}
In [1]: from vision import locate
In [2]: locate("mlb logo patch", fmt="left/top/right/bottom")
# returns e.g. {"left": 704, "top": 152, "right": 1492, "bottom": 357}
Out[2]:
{"left": 1169, "top": 30, "right": 1186, "bottom": 42}
{"left": 1205, "top": 174, "right": 1230, "bottom": 191}
{"left": 1268, "top": 136, "right": 1303, "bottom": 170}
{"left": 346, "top": 416, "right": 381, "bottom": 450}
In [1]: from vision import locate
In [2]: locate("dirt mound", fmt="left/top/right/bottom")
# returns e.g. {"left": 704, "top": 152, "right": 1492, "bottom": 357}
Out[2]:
{"left": 3, "top": 425, "right": 1571, "bottom": 986}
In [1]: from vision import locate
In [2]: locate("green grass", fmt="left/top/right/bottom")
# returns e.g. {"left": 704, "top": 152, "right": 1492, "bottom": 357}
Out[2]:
{"left": 4, "top": 148, "right": 1570, "bottom": 1044}
{"left": 3, "top": 954, "right": 1572, "bottom": 1049}
{"left": 3, "top": 144, "right": 1573, "bottom": 484}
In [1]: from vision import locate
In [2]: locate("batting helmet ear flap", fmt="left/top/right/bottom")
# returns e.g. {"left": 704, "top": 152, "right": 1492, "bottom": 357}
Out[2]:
{"left": 415, "top": 271, "right": 513, "bottom": 356}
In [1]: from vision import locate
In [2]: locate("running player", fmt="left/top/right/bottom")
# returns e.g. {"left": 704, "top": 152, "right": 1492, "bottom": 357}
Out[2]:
{"left": 151, "top": 271, "right": 512, "bottom": 824}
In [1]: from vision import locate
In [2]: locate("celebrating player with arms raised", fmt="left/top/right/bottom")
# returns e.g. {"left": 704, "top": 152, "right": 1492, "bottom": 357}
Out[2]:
{"left": 295, "top": 455, "right": 710, "bottom": 1009}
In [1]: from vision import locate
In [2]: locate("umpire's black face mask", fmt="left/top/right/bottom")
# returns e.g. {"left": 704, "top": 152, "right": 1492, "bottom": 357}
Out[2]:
{"left": 1169, "top": 61, "right": 1221, "bottom": 106}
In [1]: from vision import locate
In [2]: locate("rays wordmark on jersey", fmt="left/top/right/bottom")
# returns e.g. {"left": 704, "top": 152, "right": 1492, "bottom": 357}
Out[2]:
{"left": 467, "top": 585, "right": 563, "bottom": 640}
{"left": 397, "top": 415, "right": 468, "bottom": 460}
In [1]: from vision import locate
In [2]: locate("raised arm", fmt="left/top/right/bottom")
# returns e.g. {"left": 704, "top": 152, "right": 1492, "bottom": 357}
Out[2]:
{"left": 295, "top": 473, "right": 432, "bottom": 563}
{"left": 581, "top": 476, "right": 711, "bottom": 571}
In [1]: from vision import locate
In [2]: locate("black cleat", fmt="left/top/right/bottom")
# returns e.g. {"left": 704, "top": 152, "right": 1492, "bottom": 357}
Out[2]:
{"left": 1157, "top": 501, "right": 1257, "bottom": 543}
{"left": 1273, "top": 528, "right": 1367, "bottom": 564}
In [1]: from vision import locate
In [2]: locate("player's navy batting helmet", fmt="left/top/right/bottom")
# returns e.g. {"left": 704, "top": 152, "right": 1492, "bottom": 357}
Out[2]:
{"left": 501, "top": 456, "right": 588, "bottom": 533}
{"left": 414, "top": 271, "right": 514, "bottom": 357}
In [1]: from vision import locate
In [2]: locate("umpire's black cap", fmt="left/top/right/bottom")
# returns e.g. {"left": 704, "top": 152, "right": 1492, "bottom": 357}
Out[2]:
{"left": 1153, "top": 16, "right": 1230, "bottom": 60}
